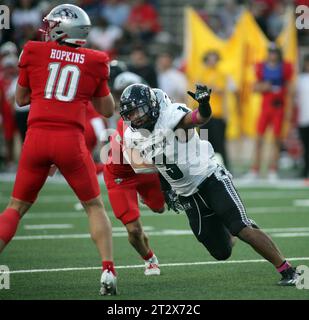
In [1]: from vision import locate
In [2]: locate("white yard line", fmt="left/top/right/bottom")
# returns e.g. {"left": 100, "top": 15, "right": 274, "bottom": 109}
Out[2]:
{"left": 1, "top": 173, "right": 308, "bottom": 188}
{"left": 24, "top": 224, "right": 73, "bottom": 230}
{"left": 13, "top": 227, "right": 309, "bottom": 240}
{"left": 294, "top": 200, "right": 309, "bottom": 207}
{"left": 4, "top": 257, "right": 309, "bottom": 275}
{"left": 19, "top": 206, "right": 309, "bottom": 220}
{"left": 1, "top": 193, "right": 308, "bottom": 204}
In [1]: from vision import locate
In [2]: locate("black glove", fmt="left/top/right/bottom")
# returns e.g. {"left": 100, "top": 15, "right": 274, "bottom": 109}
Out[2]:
{"left": 164, "top": 189, "right": 184, "bottom": 214}
{"left": 187, "top": 84, "right": 212, "bottom": 118}
{"left": 187, "top": 84, "right": 212, "bottom": 104}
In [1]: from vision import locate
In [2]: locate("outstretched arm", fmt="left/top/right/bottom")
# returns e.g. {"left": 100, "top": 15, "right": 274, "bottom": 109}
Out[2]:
{"left": 177, "top": 85, "right": 212, "bottom": 129}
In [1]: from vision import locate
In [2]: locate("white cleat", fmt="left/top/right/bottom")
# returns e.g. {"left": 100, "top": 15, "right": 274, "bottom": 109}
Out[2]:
{"left": 100, "top": 270, "right": 117, "bottom": 296}
{"left": 74, "top": 202, "right": 84, "bottom": 211}
{"left": 242, "top": 170, "right": 259, "bottom": 181}
{"left": 267, "top": 170, "right": 279, "bottom": 182}
{"left": 144, "top": 256, "right": 160, "bottom": 276}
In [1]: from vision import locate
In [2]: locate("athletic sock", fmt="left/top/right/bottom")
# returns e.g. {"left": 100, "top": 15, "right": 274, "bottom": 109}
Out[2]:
{"left": 102, "top": 260, "right": 116, "bottom": 275}
{"left": 0, "top": 208, "right": 21, "bottom": 244}
{"left": 143, "top": 250, "right": 154, "bottom": 261}
{"left": 276, "top": 260, "right": 292, "bottom": 274}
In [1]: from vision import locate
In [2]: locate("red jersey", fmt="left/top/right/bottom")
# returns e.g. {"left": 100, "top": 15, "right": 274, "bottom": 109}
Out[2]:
{"left": 105, "top": 118, "right": 135, "bottom": 178}
{"left": 18, "top": 41, "right": 110, "bottom": 131}
{"left": 255, "top": 61, "right": 293, "bottom": 109}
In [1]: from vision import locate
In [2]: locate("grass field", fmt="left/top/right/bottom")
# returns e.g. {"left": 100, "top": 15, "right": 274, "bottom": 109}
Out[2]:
{"left": 0, "top": 178, "right": 309, "bottom": 300}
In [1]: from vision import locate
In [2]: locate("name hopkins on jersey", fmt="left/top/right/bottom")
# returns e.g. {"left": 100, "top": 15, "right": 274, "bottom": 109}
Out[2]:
{"left": 50, "top": 49, "right": 85, "bottom": 64}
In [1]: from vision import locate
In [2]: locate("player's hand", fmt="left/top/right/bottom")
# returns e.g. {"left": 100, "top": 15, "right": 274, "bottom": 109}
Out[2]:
{"left": 187, "top": 84, "right": 212, "bottom": 104}
{"left": 164, "top": 190, "right": 184, "bottom": 214}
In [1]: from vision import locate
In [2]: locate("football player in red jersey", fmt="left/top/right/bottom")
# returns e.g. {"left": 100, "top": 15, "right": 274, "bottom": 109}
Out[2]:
{"left": 103, "top": 71, "right": 165, "bottom": 276}
{"left": 0, "top": 4, "right": 117, "bottom": 295}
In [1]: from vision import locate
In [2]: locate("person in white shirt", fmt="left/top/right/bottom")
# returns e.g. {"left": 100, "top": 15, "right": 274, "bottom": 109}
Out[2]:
{"left": 296, "top": 54, "right": 309, "bottom": 179}
{"left": 156, "top": 52, "right": 187, "bottom": 103}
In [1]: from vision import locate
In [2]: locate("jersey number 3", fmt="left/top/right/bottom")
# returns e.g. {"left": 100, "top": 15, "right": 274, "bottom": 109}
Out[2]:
{"left": 44, "top": 63, "right": 80, "bottom": 102}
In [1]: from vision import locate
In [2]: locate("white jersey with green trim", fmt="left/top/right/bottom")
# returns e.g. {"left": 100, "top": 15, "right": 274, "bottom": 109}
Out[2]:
{"left": 124, "top": 89, "right": 217, "bottom": 196}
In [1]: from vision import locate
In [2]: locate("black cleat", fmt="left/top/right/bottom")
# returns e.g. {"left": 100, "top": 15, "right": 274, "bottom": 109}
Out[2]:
{"left": 277, "top": 267, "right": 299, "bottom": 286}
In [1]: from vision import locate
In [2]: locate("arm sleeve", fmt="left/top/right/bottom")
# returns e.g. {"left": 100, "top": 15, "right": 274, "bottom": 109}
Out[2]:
{"left": 93, "top": 80, "right": 110, "bottom": 97}
{"left": 17, "top": 45, "right": 30, "bottom": 88}
{"left": 93, "top": 59, "right": 111, "bottom": 97}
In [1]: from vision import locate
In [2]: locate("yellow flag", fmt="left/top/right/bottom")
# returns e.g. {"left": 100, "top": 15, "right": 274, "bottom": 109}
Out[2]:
{"left": 277, "top": 7, "right": 298, "bottom": 71}
{"left": 234, "top": 10, "right": 268, "bottom": 137}
{"left": 185, "top": 7, "right": 243, "bottom": 139}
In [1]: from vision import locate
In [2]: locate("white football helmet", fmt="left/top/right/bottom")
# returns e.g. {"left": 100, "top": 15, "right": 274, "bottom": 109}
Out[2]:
{"left": 41, "top": 4, "right": 91, "bottom": 46}
{"left": 113, "top": 71, "right": 146, "bottom": 92}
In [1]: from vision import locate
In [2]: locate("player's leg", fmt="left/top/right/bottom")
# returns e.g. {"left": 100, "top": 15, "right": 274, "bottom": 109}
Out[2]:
{"left": 136, "top": 173, "right": 165, "bottom": 213}
{"left": 135, "top": 174, "right": 164, "bottom": 274}
{"left": 268, "top": 137, "right": 281, "bottom": 179}
{"left": 268, "top": 109, "right": 284, "bottom": 179}
{"left": 55, "top": 134, "right": 116, "bottom": 294}
{"left": 251, "top": 136, "right": 263, "bottom": 174}
{"left": 250, "top": 104, "right": 270, "bottom": 176}
{"left": 0, "top": 198, "right": 30, "bottom": 253}
{"left": 0, "top": 153, "right": 50, "bottom": 252}
{"left": 125, "top": 217, "right": 160, "bottom": 275}
{"left": 80, "top": 196, "right": 113, "bottom": 261}
{"left": 203, "top": 166, "right": 298, "bottom": 285}
{"left": 179, "top": 194, "right": 233, "bottom": 260}
{"left": 104, "top": 170, "right": 160, "bottom": 275}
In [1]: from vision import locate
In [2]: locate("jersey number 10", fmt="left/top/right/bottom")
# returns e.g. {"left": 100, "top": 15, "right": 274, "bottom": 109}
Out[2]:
{"left": 44, "top": 63, "right": 80, "bottom": 102}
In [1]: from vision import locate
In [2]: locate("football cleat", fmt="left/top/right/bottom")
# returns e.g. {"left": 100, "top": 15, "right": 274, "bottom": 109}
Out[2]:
{"left": 268, "top": 170, "right": 279, "bottom": 182}
{"left": 242, "top": 170, "right": 259, "bottom": 181}
{"left": 277, "top": 267, "right": 300, "bottom": 286}
{"left": 100, "top": 270, "right": 117, "bottom": 295}
{"left": 144, "top": 255, "right": 160, "bottom": 276}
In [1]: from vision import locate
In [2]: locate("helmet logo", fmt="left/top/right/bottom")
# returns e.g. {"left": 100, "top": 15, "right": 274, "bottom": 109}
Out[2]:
{"left": 52, "top": 8, "right": 78, "bottom": 19}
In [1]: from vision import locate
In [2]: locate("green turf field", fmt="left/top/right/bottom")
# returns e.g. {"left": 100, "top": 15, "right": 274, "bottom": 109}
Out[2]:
{"left": 0, "top": 179, "right": 309, "bottom": 300}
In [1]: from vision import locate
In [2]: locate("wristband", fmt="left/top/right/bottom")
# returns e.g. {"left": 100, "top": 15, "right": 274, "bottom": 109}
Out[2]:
{"left": 198, "top": 101, "right": 212, "bottom": 118}
{"left": 191, "top": 109, "right": 199, "bottom": 124}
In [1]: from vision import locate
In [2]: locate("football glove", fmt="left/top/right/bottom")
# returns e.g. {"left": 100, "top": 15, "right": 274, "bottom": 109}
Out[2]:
{"left": 187, "top": 84, "right": 212, "bottom": 104}
{"left": 164, "top": 189, "right": 184, "bottom": 214}
{"left": 187, "top": 84, "right": 212, "bottom": 118}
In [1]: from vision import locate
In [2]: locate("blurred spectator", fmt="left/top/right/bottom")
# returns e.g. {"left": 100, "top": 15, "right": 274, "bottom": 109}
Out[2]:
{"left": 12, "top": 0, "right": 42, "bottom": 29}
{"left": 79, "top": 0, "right": 101, "bottom": 21}
{"left": 267, "top": 1, "right": 286, "bottom": 41}
{"left": 207, "top": 14, "right": 229, "bottom": 39}
{"left": 296, "top": 54, "right": 309, "bottom": 179}
{"left": 196, "top": 51, "right": 229, "bottom": 168}
{"left": 0, "top": 55, "right": 19, "bottom": 171}
{"left": 156, "top": 51, "right": 187, "bottom": 103}
{"left": 249, "top": 0, "right": 269, "bottom": 38}
{"left": 7, "top": 77, "right": 29, "bottom": 142}
{"left": 0, "top": 42, "right": 18, "bottom": 60}
{"left": 128, "top": 46, "right": 158, "bottom": 87}
{"left": 12, "top": 0, "right": 43, "bottom": 47}
{"left": 88, "top": 17, "right": 123, "bottom": 52}
{"left": 217, "top": 0, "right": 243, "bottom": 38}
{"left": 248, "top": 45, "right": 293, "bottom": 180}
{"left": 100, "top": 0, "right": 130, "bottom": 27}
{"left": 126, "top": 0, "right": 161, "bottom": 42}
